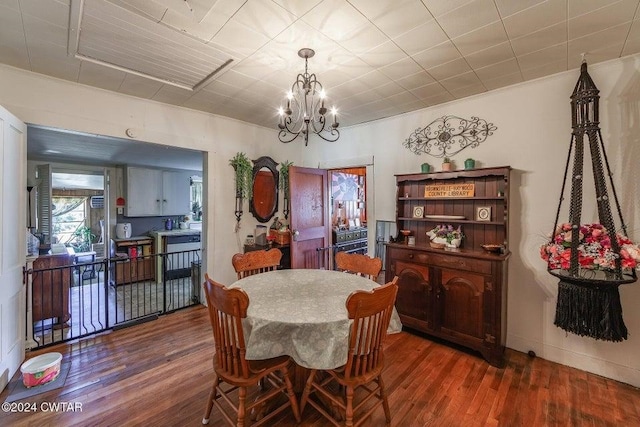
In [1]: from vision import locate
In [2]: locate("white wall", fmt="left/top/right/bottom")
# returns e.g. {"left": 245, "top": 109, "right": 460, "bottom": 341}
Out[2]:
{"left": 2, "top": 54, "right": 639, "bottom": 387}
{"left": 0, "top": 64, "right": 303, "bottom": 287}
{"left": 305, "top": 55, "right": 640, "bottom": 387}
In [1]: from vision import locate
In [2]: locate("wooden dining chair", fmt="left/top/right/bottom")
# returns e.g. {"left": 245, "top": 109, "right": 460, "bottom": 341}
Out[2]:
{"left": 300, "top": 277, "right": 399, "bottom": 427}
{"left": 201, "top": 274, "right": 301, "bottom": 426}
{"left": 232, "top": 248, "right": 283, "bottom": 279}
{"left": 335, "top": 251, "right": 383, "bottom": 281}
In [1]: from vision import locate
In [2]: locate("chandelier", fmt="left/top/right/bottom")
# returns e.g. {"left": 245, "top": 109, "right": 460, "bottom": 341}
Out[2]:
{"left": 278, "top": 48, "right": 340, "bottom": 146}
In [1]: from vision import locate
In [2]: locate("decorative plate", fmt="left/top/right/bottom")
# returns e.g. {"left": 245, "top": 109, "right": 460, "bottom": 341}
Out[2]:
{"left": 424, "top": 214, "right": 465, "bottom": 220}
{"left": 412, "top": 206, "right": 424, "bottom": 218}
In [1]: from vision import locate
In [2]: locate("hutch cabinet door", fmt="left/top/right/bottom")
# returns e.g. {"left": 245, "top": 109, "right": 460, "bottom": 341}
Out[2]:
{"left": 436, "top": 268, "right": 485, "bottom": 343}
{"left": 392, "top": 261, "right": 432, "bottom": 331}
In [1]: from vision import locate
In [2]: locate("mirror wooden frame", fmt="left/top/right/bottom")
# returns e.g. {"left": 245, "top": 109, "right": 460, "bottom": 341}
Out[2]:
{"left": 250, "top": 156, "right": 279, "bottom": 223}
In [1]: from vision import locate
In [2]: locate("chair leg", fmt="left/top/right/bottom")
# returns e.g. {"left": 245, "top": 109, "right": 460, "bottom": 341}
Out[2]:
{"left": 300, "top": 369, "right": 317, "bottom": 414}
{"left": 238, "top": 386, "right": 247, "bottom": 427}
{"left": 379, "top": 376, "right": 391, "bottom": 424}
{"left": 345, "top": 385, "right": 354, "bottom": 427}
{"left": 202, "top": 376, "right": 219, "bottom": 425}
{"left": 281, "top": 366, "right": 301, "bottom": 422}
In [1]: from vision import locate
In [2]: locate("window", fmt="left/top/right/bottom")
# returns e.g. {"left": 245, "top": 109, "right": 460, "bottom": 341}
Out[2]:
{"left": 52, "top": 196, "right": 88, "bottom": 247}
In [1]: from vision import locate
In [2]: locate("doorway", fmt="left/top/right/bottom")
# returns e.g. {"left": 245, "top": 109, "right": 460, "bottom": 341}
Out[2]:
{"left": 329, "top": 167, "right": 368, "bottom": 264}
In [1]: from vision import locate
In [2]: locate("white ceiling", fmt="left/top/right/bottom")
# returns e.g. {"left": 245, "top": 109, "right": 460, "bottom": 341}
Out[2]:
{"left": 3, "top": 0, "right": 640, "bottom": 164}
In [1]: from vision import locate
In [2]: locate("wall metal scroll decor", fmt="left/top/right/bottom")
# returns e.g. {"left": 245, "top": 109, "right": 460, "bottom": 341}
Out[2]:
{"left": 403, "top": 115, "right": 497, "bottom": 158}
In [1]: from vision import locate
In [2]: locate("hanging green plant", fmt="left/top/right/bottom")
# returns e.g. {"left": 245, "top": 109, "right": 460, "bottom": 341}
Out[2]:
{"left": 279, "top": 160, "right": 293, "bottom": 199}
{"left": 229, "top": 152, "right": 253, "bottom": 200}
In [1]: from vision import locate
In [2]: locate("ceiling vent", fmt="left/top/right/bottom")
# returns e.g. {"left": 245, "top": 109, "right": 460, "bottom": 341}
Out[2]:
{"left": 68, "top": 0, "right": 235, "bottom": 91}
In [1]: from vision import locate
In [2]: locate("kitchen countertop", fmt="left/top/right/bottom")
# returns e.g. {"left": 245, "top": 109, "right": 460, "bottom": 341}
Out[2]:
{"left": 114, "top": 235, "right": 154, "bottom": 242}
{"left": 148, "top": 229, "right": 201, "bottom": 237}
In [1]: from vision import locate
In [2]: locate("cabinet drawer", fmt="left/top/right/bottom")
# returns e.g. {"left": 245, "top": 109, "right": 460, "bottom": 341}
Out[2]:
{"left": 428, "top": 253, "right": 491, "bottom": 275}
{"left": 387, "top": 247, "right": 491, "bottom": 275}
{"left": 387, "top": 247, "right": 430, "bottom": 264}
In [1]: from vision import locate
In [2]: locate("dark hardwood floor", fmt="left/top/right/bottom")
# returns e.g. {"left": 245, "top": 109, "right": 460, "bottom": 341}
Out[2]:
{"left": 1, "top": 305, "right": 638, "bottom": 426}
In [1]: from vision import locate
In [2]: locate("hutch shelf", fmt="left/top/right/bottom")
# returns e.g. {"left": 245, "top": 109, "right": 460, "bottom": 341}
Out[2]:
{"left": 385, "top": 166, "right": 511, "bottom": 367}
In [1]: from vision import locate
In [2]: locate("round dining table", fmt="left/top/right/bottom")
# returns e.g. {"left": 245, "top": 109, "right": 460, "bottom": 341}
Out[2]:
{"left": 231, "top": 269, "right": 402, "bottom": 371}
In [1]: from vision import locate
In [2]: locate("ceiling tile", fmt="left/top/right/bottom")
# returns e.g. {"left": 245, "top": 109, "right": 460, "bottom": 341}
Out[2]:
{"left": 118, "top": 73, "right": 164, "bottom": 98}
{"left": 422, "top": 91, "right": 455, "bottom": 105}
{"left": 503, "top": 0, "right": 567, "bottom": 39}
{"left": 410, "top": 81, "right": 449, "bottom": 99}
{"left": 0, "top": 33, "right": 29, "bottom": 69}
{"left": 373, "top": 81, "right": 407, "bottom": 98}
{"left": 567, "top": 0, "right": 631, "bottom": 19}
{"left": 426, "top": 57, "right": 472, "bottom": 80}
{"left": 465, "top": 41, "right": 515, "bottom": 69}
{"left": 452, "top": 21, "right": 509, "bottom": 56}
{"left": 233, "top": 0, "right": 297, "bottom": 39}
{"left": 511, "top": 22, "right": 567, "bottom": 56}
{"left": 474, "top": 57, "right": 521, "bottom": 81}
{"left": 272, "top": 0, "right": 324, "bottom": 17}
{"left": 481, "top": 71, "right": 524, "bottom": 90}
{"left": 568, "top": 0, "right": 637, "bottom": 40}
{"left": 420, "top": 0, "right": 472, "bottom": 18}
{"left": 78, "top": 60, "right": 127, "bottom": 91}
{"left": 393, "top": 20, "right": 449, "bottom": 56}
{"left": 151, "top": 84, "right": 195, "bottom": 104}
{"left": 22, "top": 13, "right": 68, "bottom": 48}
{"left": 412, "top": 40, "right": 462, "bottom": 69}
{"left": 520, "top": 58, "right": 567, "bottom": 80}
{"left": 517, "top": 43, "right": 567, "bottom": 70}
{"left": 395, "top": 70, "right": 436, "bottom": 90}
{"left": 19, "top": 0, "right": 69, "bottom": 28}
{"left": 367, "top": 0, "right": 433, "bottom": 39}
{"left": 358, "top": 40, "right": 407, "bottom": 68}
{"left": 302, "top": 0, "right": 369, "bottom": 41}
{"left": 494, "top": 0, "right": 548, "bottom": 18}
{"left": 622, "top": 19, "right": 640, "bottom": 56}
{"left": 568, "top": 23, "right": 629, "bottom": 60}
{"left": 449, "top": 82, "right": 486, "bottom": 98}
{"left": 28, "top": 41, "right": 80, "bottom": 80}
{"left": 379, "top": 57, "right": 424, "bottom": 81}
{"left": 436, "top": 0, "right": 501, "bottom": 39}
{"left": 440, "top": 71, "right": 483, "bottom": 92}
{"left": 210, "top": 19, "right": 270, "bottom": 58}
{"left": 337, "top": 23, "right": 389, "bottom": 55}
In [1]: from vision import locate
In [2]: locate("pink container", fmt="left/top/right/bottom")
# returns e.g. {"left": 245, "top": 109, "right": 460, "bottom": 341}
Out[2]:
{"left": 20, "top": 352, "right": 62, "bottom": 388}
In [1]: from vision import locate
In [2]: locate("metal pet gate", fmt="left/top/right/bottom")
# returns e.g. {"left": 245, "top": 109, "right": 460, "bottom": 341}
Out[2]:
{"left": 26, "top": 249, "right": 202, "bottom": 350}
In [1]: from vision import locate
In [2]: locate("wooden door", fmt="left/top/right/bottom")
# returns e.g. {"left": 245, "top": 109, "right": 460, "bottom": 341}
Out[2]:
{"left": 289, "top": 166, "right": 330, "bottom": 269}
{"left": 0, "top": 105, "right": 27, "bottom": 391}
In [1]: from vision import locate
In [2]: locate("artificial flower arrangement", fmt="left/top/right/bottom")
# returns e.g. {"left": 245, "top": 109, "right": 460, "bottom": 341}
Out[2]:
{"left": 540, "top": 223, "right": 640, "bottom": 271}
{"left": 427, "top": 224, "right": 464, "bottom": 248}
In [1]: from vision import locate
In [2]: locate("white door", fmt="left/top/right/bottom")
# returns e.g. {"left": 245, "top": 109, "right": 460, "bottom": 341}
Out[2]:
{"left": 0, "top": 105, "right": 27, "bottom": 391}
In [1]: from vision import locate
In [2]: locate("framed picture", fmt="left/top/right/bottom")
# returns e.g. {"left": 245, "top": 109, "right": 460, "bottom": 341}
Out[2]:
{"left": 412, "top": 206, "right": 424, "bottom": 218}
{"left": 476, "top": 206, "right": 491, "bottom": 221}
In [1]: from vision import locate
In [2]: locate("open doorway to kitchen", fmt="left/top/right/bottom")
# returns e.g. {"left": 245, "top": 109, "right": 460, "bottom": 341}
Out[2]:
{"left": 329, "top": 167, "right": 369, "bottom": 259}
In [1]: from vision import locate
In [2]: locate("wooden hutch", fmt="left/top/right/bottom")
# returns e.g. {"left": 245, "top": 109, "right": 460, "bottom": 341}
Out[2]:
{"left": 385, "top": 166, "right": 511, "bottom": 366}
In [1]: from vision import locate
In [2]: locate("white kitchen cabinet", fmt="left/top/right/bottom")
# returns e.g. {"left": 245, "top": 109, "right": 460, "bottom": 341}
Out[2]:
{"left": 125, "top": 167, "right": 191, "bottom": 216}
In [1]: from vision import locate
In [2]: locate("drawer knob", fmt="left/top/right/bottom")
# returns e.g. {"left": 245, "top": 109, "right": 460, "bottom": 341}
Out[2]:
{"left": 408, "top": 254, "right": 414, "bottom": 259}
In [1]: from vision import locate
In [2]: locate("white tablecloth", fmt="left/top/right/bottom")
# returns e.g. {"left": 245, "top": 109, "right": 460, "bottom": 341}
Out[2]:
{"left": 231, "top": 269, "right": 402, "bottom": 370}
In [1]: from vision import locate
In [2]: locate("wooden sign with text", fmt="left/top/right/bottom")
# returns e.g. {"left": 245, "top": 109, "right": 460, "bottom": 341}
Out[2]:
{"left": 424, "top": 183, "right": 475, "bottom": 198}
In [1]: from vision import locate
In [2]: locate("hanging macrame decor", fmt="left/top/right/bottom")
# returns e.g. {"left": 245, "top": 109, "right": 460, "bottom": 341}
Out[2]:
{"left": 540, "top": 61, "right": 639, "bottom": 341}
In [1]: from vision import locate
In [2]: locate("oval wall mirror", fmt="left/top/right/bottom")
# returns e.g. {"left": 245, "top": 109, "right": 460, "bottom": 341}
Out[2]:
{"left": 250, "top": 156, "right": 279, "bottom": 223}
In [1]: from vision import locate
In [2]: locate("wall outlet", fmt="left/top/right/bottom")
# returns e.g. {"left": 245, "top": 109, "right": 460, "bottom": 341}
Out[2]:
{"left": 117, "top": 207, "right": 124, "bottom": 214}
